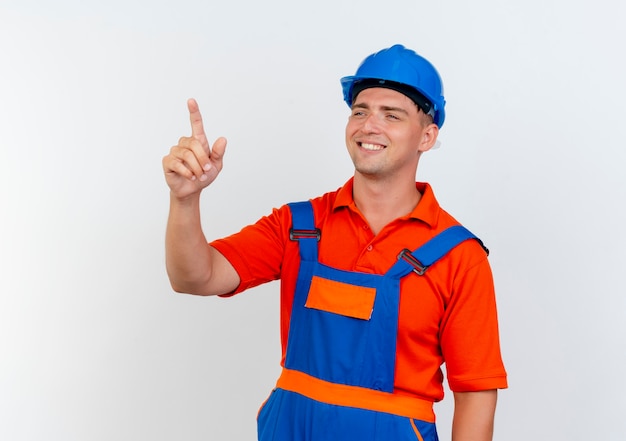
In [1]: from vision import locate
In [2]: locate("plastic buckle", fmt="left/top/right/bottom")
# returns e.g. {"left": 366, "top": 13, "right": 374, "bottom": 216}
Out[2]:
{"left": 289, "top": 229, "right": 321, "bottom": 241}
{"left": 397, "top": 249, "right": 427, "bottom": 275}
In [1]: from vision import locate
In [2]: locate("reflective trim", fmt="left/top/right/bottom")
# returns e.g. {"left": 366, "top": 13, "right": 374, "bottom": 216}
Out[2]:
{"left": 410, "top": 418, "right": 425, "bottom": 441}
{"left": 276, "top": 368, "right": 435, "bottom": 423}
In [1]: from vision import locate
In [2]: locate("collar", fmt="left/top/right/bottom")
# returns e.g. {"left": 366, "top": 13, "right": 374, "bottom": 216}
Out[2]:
{"left": 333, "top": 178, "right": 441, "bottom": 228}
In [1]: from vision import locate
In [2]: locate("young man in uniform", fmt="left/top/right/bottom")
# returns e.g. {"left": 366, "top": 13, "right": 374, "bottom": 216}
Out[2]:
{"left": 163, "top": 44, "right": 507, "bottom": 440}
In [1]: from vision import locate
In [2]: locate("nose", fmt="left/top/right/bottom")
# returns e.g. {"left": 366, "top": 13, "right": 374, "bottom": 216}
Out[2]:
{"left": 361, "top": 113, "right": 381, "bottom": 134}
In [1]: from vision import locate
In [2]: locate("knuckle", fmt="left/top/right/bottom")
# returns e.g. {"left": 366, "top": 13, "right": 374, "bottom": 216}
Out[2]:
{"left": 181, "top": 149, "right": 196, "bottom": 163}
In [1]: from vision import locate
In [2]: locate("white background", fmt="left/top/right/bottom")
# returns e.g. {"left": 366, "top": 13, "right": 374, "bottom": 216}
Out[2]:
{"left": 1, "top": 0, "right": 625, "bottom": 439}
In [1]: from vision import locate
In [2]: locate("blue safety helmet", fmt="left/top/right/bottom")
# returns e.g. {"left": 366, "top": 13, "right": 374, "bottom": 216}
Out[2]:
{"left": 340, "top": 44, "right": 446, "bottom": 128}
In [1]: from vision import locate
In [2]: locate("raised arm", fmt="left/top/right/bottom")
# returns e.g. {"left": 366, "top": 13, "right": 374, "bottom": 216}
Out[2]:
{"left": 162, "top": 98, "right": 240, "bottom": 296}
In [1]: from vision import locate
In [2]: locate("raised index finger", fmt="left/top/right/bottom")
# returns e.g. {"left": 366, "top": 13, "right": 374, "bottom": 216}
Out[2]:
{"left": 187, "top": 98, "right": 207, "bottom": 144}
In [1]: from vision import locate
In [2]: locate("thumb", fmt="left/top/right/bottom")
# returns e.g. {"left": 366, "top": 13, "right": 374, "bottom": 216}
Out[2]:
{"left": 210, "top": 137, "right": 227, "bottom": 163}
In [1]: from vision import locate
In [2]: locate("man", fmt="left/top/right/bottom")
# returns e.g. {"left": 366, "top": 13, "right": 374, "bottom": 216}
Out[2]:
{"left": 163, "top": 44, "right": 507, "bottom": 441}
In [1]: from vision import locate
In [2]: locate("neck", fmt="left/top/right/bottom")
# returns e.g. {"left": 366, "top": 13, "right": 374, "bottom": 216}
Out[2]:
{"left": 352, "top": 173, "right": 421, "bottom": 235}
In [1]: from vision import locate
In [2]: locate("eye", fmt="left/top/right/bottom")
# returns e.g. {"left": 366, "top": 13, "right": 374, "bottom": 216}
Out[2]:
{"left": 386, "top": 113, "right": 401, "bottom": 120}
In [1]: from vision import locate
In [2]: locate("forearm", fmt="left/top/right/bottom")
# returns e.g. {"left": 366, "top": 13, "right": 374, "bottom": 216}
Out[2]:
{"left": 165, "top": 192, "right": 213, "bottom": 295}
{"left": 451, "top": 390, "right": 497, "bottom": 441}
{"left": 163, "top": 99, "right": 238, "bottom": 295}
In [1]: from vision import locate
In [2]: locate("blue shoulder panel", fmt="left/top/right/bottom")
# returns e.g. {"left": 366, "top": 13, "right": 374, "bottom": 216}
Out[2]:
{"left": 390, "top": 225, "right": 488, "bottom": 278}
{"left": 287, "top": 201, "right": 318, "bottom": 261}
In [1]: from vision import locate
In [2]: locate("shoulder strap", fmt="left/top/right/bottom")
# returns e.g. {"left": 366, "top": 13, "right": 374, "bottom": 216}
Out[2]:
{"left": 287, "top": 204, "right": 487, "bottom": 276}
{"left": 287, "top": 201, "right": 319, "bottom": 261}
{"left": 390, "top": 225, "right": 488, "bottom": 278}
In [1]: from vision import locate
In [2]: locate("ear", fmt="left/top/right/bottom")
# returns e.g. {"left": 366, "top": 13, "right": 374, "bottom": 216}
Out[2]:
{"left": 417, "top": 123, "right": 439, "bottom": 153}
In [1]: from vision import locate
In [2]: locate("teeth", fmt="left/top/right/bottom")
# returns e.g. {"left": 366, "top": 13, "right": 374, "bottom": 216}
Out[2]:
{"left": 361, "top": 143, "right": 385, "bottom": 151}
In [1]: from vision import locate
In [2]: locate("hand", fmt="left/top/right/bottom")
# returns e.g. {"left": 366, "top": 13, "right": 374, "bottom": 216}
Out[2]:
{"left": 162, "top": 98, "right": 227, "bottom": 200}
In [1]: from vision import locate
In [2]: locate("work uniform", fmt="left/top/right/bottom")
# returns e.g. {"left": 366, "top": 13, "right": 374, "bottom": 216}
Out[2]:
{"left": 211, "top": 179, "right": 507, "bottom": 440}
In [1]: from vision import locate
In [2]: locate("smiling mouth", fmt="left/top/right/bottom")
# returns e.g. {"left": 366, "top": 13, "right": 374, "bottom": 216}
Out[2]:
{"left": 359, "top": 142, "right": 386, "bottom": 151}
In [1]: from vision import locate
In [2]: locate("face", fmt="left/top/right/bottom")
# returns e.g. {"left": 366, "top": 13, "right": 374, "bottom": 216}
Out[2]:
{"left": 345, "top": 87, "right": 438, "bottom": 181}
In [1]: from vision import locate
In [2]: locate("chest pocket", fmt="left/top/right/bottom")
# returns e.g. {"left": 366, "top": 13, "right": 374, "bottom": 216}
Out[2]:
{"left": 305, "top": 275, "right": 376, "bottom": 320}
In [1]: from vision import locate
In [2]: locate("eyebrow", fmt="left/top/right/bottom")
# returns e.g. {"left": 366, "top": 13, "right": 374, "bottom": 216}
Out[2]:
{"left": 352, "top": 102, "right": 410, "bottom": 116}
